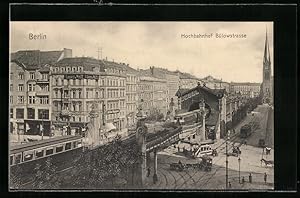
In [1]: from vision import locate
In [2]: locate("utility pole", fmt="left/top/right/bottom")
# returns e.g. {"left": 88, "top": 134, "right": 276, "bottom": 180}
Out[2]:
{"left": 225, "top": 130, "right": 230, "bottom": 189}
{"left": 97, "top": 47, "right": 103, "bottom": 60}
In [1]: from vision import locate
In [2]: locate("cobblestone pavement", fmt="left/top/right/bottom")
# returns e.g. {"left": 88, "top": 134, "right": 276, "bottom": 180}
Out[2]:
{"left": 143, "top": 105, "right": 274, "bottom": 190}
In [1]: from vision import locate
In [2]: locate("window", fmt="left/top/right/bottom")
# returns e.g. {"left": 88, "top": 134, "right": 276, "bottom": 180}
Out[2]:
{"left": 10, "top": 96, "right": 13, "bottom": 104}
{"left": 28, "top": 96, "right": 35, "bottom": 104}
{"left": 30, "top": 72, "right": 35, "bottom": 79}
{"left": 86, "top": 91, "right": 89, "bottom": 99}
{"left": 78, "top": 91, "right": 81, "bottom": 98}
{"left": 38, "top": 109, "right": 49, "bottom": 119}
{"left": 16, "top": 108, "right": 24, "bottom": 119}
{"left": 46, "top": 148, "right": 54, "bottom": 156}
{"left": 23, "top": 151, "right": 34, "bottom": 161}
{"left": 65, "top": 142, "right": 72, "bottom": 150}
{"left": 18, "top": 73, "right": 24, "bottom": 80}
{"left": 28, "top": 84, "right": 32, "bottom": 91}
{"left": 17, "top": 96, "right": 24, "bottom": 104}
{"left": 18, "top": 84, "right": 24, "bottom": 91}
{"left": 73, "top": 141, "right": 78, "bottom": 148}
{"left": 10, "top": 84, "right": 13, "bottom": 92}
{"left": 27, "top": 108, "right": 35, "bottom": 119}
{"left": 42, "top": 73, "right": 48, "bottom": 80}
{"left": 41, "top": 85, "right": 49, "bottom": 92}
{"left": 10, "top": 108, "right": 13, "bottom": 118}
{"left": 39, "top": 96, "right": 49, "bottom": 104}
{"left": 15, "top": 154, "right": 22, "bottom": 164}
{"left": 10, "top": 155, "right": 14, "bottom": 165}
{"left": 35, "top": 150, "right": 44, "bottom": 158}
{"left": 55, "top": 145, "right": 64, "bottom": 153}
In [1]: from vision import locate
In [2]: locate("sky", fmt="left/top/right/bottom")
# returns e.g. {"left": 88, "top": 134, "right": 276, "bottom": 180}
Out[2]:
{"left": 10, "top": 22, "right": 273, "bottom": 83}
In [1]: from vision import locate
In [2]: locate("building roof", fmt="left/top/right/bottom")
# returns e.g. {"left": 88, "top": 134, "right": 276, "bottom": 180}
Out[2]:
{"left": 230, "top": 82, "right": 261, "bottom": 86}
{"left": 139, "top": 75, "right": 166, "bottom": 82}
{"left": 174, "top": 70, "right": 199, "bottom": 80}
{"left": 176, "top": 84, "right": 225, "bottom": 99}
{"left": 201, "top": 75, "right": 223, "bottom": 83}
{"left": 55, "top": 57, "right": 105, "bottom": 72}
{"left": 175, "top": 88, "right": 190, "bottom": 96}
{"left": 122, "top": 64, "right": 139, "bottom": 74}
{"left": 11, "top": 50, "right": 64, "bottom": 70}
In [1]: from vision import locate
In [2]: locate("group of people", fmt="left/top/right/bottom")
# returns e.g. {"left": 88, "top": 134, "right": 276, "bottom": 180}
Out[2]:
{"left": 229, "top": 172, "right": 268, "bottom": 188}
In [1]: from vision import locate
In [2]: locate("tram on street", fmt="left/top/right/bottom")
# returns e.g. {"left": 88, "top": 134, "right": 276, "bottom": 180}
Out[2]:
{"left": 240, "top": 124, "right": 252, "bottom": 138}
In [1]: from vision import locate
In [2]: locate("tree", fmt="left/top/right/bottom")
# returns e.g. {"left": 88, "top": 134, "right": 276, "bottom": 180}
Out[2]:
{"left": 9, "top": 165, "right": 23, "bottom": 189}
{"left": 32, "top": 157, "right": 60, "bottom": 189}
{"left": 32, "top": 163, "right": 44, "bottom": 189}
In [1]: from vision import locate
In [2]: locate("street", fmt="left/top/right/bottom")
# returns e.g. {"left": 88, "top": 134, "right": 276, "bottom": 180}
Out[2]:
{"left": 144, "top": 105, "right": 274, "bottom": 190}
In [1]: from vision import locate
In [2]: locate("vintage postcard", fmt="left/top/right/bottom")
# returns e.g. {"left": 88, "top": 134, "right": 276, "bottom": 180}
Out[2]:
{"left": 9, "top": 21, "right": 274, "bottom": 190}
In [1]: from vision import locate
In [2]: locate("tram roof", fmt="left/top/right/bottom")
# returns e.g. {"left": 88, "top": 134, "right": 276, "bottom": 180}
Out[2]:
{"left": 10, "top": 135, "right": 82, "bottom": 154}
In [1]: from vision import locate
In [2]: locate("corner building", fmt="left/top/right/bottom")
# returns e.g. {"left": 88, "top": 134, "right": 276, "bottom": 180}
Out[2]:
{"left": 9, "top": 49, "right": 71, "bottom": 137}
{"left": 50, "top": 57, "right": 127, "bottom": 140}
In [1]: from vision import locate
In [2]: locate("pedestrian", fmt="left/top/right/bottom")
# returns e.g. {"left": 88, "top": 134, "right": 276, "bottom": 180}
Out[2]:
{"left": 228, "top": 182, "right": 232, "bottom": 188}
{"left": 249, "top": 173, "right": 252, "bottom": 183}
{"left": 153, "top": 174, "right": 158, "bottom": 184}
{"left": 147, "top": 167, "right": 151, "bottom": 177}
{"left": 264, "top": 172, "right": 267, "bottom": 184}
{"left": 242, "top": 176, "right": 245, "bottom": 184}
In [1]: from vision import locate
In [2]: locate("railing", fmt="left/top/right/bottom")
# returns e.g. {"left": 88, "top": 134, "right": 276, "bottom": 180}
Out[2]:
{"left": 36, "top": 78, "right": 49, "bottom": 83}
{"left": 145, "top": 123, "right": 203, "bottom": 152}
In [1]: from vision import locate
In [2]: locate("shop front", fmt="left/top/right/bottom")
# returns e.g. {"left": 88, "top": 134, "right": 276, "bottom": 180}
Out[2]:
{"left": 24, "top": 119, "right": 51, "bottom": 136}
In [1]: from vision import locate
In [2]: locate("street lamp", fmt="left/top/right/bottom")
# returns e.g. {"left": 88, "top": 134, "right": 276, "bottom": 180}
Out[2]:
{"left": 238, "top": 156, "right": 241, "bottom": 184}
{"left": 225, "top": 130, "right": 230, "bottom": 189}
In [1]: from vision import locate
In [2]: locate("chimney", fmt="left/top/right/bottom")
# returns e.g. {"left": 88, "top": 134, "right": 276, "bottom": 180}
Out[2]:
{"left": 197, "top": 81, "right": 201, "bottom": 87}
{"left": 63, "top": 48, "right": 72, "bottom": 58}
{"left": 150, "top": 66, "right": 154, "bottom": 75}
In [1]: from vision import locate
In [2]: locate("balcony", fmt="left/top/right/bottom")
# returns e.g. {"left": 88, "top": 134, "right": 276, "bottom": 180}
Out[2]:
{"left": 36, "top": 78, "right": 49, "bottom": 83}
{"left": 35, "top": 91, "right": 50, "bottom": 96}
{"left": 60, "top": 109, "right": 71, "bottom": 117}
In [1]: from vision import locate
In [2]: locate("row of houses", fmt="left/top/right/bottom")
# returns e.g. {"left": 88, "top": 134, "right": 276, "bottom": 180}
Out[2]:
{"left": 9, "top": 48, "right": 261, "bottom": 142}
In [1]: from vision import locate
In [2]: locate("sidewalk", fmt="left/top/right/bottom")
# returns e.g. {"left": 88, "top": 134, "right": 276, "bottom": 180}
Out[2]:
{"left": 228, "top": 173, "right": 274, "bottom": 190}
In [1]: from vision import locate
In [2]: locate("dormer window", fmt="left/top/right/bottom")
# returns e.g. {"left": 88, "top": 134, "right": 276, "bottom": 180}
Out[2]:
{"left": 72, "top": 67, "right": 76, "bottom": 72}
{"left": 67, "top": 67, "right": 71, "bottom": 72}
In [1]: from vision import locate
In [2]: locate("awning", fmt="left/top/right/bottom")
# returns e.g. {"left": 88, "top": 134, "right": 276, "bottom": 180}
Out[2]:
{"left": 105, "top": 122, "right": 116, "bottom": 132}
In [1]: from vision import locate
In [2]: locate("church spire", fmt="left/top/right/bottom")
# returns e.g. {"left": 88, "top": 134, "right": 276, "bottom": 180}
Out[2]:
{"left": 263, "top": 27, "right": 271, "bottom": 65}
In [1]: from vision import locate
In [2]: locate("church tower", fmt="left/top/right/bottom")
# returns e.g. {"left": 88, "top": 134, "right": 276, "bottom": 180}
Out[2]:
{"left": 261, "top": 29, "right": 273, "bottom": 104}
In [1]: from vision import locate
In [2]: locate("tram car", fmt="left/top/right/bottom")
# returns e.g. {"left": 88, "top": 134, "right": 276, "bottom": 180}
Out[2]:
{"left": 240, "top": 124, "right": 252, "bottom": 138}
{"left": 10, "top": 135, "right": 84, "bottom": 185}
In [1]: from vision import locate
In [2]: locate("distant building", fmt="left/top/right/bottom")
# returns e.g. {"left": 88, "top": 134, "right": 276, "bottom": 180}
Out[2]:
{"left": 229, "top": 82, "right": 261, "bottom": 98}
{"left": 142, "top": 66, "right": 180, "bottom": 114}
{"left": 137, "top": 75, "right": 167, "bottom": 117}
{"left": 9, "top": 48, "right": 71, "bottom": 137}
{"left": 123, "top": 64, "right": 139, "bottom": 129}
{"left": 174, "top": 70, "right": 200, "bottom": 89}
{"left": 201, "top": 75, "right": 230, "bottom": 93}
